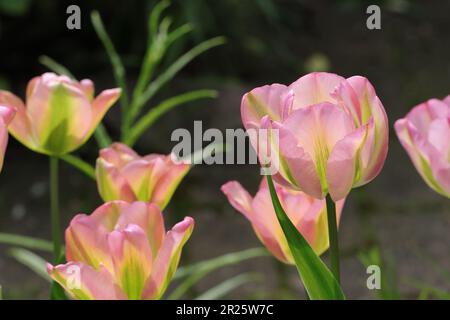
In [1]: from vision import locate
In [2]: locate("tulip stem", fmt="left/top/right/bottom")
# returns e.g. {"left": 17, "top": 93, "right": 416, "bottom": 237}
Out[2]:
{"left": 50, "top": 156, "right": 61, "bottom": 263}
{"left": 325, "top": 194, "right": 340, "bottom": 284}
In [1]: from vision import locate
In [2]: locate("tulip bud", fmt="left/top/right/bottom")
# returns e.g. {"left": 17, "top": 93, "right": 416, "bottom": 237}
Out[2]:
{"left": 47, "top": 201, "right": 194, "bottom": 300}
{"left": 96, "top": 143, "right": 190, "bottom": 210}
{"left": 241, "top": 72, "right": 389, "bottom": 201}
{"left": 0, "top": 104, "right": 16, "bottom": 172}
{"left": 222, "top": 178, "right": 345, "bottom": 263}
{"left": 0, "top": 73, "right": 121, "bottom": 155}
{"left": 395, "top": 96, "right": 450, "bottom": 198}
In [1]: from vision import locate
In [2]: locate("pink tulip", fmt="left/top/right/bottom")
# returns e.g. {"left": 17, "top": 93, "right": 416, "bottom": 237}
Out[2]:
{"left": 221, "top": 178, "right": 344, "bottom": 264}
{"left": 241, "top": 72, "right": 389, "bottom": 201}
{"left": 96, "top": 143, "right": 190, "bottom": 210}
{"left": 0, "top": 105, "right": 16, "bottom": 172}
{"left": 0, "top": 73, "right": 121, "bottom": 155}
{"left": 47, "top": 201, "right": 194, "bottom": 300}
{"left": 395, "top": 96, "right": 450, "bottom": 198}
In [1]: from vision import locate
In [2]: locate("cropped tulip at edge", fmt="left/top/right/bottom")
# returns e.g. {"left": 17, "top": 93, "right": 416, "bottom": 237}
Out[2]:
{"left": 0, "top": 72, "right": 121, "bottom": 155}
{"left": 241, "top": 72, "right": 389, "bottom": 201}
{"left": 47, "top": 201, "right": 194, "bottom": 300}
{"left": 0, "top": 105, "right": 16, "bottom": 172}
{"left": 395, "top": 96, "right": 450, "bottom": 198}
{"left": 221, "top": 178, "right": 345, "bottom": 264}
{"left": 96, "top": 143, "right": 190, "bottom": 210}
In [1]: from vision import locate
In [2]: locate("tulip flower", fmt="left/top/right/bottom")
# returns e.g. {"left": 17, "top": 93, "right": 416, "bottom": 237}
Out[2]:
{"left": 96, "top": 143, "right": 190, "bottom": 210}
{"left": 221, "top": 178, "right": 344, "bottom": 264}
{"left": 0, "top": 72, "right": 121, "bottom": 155}
{"left": 0, "top": 104, "right": 16, "bottom": 172}
{"left": 395, "top": 96, "right": 450, "bottom": 198}
{"left": 47, "top": 201, "right": 194, "bottom": 300}
{"left": 241, "top": 72, "right": 389, "bottom": 201}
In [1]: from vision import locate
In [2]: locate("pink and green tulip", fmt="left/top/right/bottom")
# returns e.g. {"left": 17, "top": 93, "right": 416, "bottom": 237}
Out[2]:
{"left": 47, "top": 201, "right": 194, "bottom": 300}
{"left": 395, "top": 96, "right": 450, "bottom": 198}
{"left": 0, "top": 73, "right": 121, "bottom": 155}
{"left": 96, "top": 143, "right": 190, "bottom": 210}
{"left": 221, "top": 178, "right": 345, "bottom": 264}
{"left": 0, "top": 105, "right": 16, "bottom": 172}
{"left": 241, "top": 72, "right": 389, "bottom": 201}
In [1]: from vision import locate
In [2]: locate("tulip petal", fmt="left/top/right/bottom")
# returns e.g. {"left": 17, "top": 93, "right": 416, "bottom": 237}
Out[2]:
{"left": 27, "top": 76, "right": 92, "bottom": 154}
{"left": 241, "top": 84, "right": 289, "bottom": 129}
{"left": 47, "top": 262, "right": 126, "bottom": 300}
{"left": 100, "top": 142, "right": 140, "bottom": 168}
{"left": 88, "top": 200, "right": 130, "bottom": 231}
{"left": 221, "top": 180, "right": 291, "bottom": 263}
{"left": 406, "top": 98, "right": 449, "bottom": 134}
{"left": 221, "top": 181, "right": 253, "bottom": 216}
{"left": 96, "top": 158, "right": 137, "bottom": 202}
{"left": 326, "top": 126, "right": 367, "bottom": 201}
{"left": 120, "top": 159, "right": 154, "bottom": 201}
{"left": 115, "top": 202, "right": 165, "bottom": 257}
{"left": 0, "top": 105, "right": 15, "bottom": 171}
{"left": 0, "top": 91, "right": 37, "bottom": 151}
{"left": 80, "top": 79, "right": 94, "bottom": 100}
{"left": 142, "top": 217, "right": 194, "bottom": 299}
{"left": 65, "top": 214, "right": 113, "bottom": 271}
{"left": 444, "top": 95, "right": 450, "bottom": 106}
{"left": 274, "top": 122, "right": 323, "bottom": 198}
{"left": 150, "top": 157, "right": 190, "bottom": 210}
{"left": 334, "top": 76, "right": 389, "bottom": 183}
{"left": 108, "top": 224, "right": 153, "bottom": 300}
{"left": 275, "top": 103, "right": 355, "bottom": 198}
{"left": 251, "top": 186, "right": 293, "bottom": 263}
{"left": 83, "top": 88, "right": 121, "bottom": 142}
{"left": 288, "top": 72, "right": 345, "bottom": 109}
{"left": 395, "top": 118, "right": 447, "bottom": 196}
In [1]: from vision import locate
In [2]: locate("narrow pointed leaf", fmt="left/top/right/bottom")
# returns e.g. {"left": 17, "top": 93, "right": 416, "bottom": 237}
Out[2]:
{"left": 267, "top": 175, "right": 345, "bottom": 300}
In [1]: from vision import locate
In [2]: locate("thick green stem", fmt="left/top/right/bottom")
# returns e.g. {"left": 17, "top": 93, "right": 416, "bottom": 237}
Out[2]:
{"left": 50, "top": 156, "right": 61, "bottom": 263}
{"left": 325, "top": 194, "right": 340, "bottom": 284}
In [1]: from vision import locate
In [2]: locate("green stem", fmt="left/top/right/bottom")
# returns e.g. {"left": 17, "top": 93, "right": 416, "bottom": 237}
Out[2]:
{"left": 50, "top": 157, "right": 61, "bottom": 263}
{"left": 325, "top": 194, "right": 340, "bottom": 284}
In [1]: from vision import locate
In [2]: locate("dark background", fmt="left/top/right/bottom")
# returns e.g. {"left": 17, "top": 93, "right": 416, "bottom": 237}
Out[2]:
{"left": 0, "top": 0, "right": 449, "bottom": 299}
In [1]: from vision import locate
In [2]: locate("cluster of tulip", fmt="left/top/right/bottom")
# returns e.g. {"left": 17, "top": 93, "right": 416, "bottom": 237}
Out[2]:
{"left": 0, "top": 73, "right": 193, "bottom": 299}
{"left": 222, "top": 72, "right": 449, "bottom": 298}
{"left": 0, "top": 71, "right": 448, "bottom": 299}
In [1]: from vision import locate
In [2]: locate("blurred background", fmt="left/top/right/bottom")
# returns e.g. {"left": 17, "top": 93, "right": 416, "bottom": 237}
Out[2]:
{"left": 0, "top": 0, "right": 449, "bottom": 299}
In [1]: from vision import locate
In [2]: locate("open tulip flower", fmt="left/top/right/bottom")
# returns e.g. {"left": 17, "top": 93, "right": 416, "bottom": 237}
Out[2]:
{"left": 0, "top": 105, "right": 16, "bottom": 172}
{"left": 395, "top": 96, "right": 450, "bottom": 198}
{"left": 241, "top": 72, "right": 389, "bottom": 201}
{"left": 96, "top": 143, "right": 190, "bottom": 210}
{"left": 47, "top": 201, "right": 194, "bottom": 300}
{"left": 221, "top": 178, "right": 344, "bottom": 263}
{"left": 0, "top": 72, "right": 121, "bottom": 155}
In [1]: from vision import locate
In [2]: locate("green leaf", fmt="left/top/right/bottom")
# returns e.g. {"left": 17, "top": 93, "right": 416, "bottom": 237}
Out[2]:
{"left": 149, "top": 0, "right": 171, "bottom": 41}
{"left": 91, "top": 11, "right": 129, "bottom": 112}
{"left": 8, "top": 248, "right": 50, "bottom": 281}
{"left": 51, "top": 282, "right": 67, "bottom": 300}
{"left": 195, "top": 273, "right": 261, "bottom": 300}
{"left": 180, "top": 141, "right": 228, "bottom": 166}
{"left": 0, "top": 233, "right": 52, "bottom": 251}
{"left": 126, "top": 89, "right": 217, "bottom": 146}
{"left": 38, "top": 55, "right": 75, "bottom": 79}
{"left": 166, "top": 24, "right": 193, "bottom": 47}
{"left": 128, "top": 36, "right": 226, "bottom": 123}
{"left": 59, "top": 154, "right": 96, "bottom": 180}
{"left": 93, "top": 123, "right": 112, "bottom": 148}
{"left": 168, "top": 247, "right": 268, "bottom": 299}
{"left": 0, "top": 0, "right": 32, "bottom": 16}
{"left": 266, "top": 175, "right": 345, "bottom": 300}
